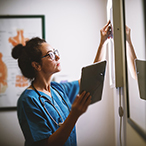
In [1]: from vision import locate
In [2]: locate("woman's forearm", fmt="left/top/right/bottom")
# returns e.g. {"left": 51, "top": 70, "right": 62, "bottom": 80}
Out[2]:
{"left": 126, "top": 39, "right": 137, "bottom": 80}
{"left": 94, "top": 21, "right": 111, "bottom": 63}
{"left": 94, "top": 41, "right": 105, "bottom": 63}
{"left": 126, "top": 26, "right": 137, "bottom": 80}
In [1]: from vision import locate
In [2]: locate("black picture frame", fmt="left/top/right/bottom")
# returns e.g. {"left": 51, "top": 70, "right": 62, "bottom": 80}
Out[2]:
{"left": 0, "top": 15, "right": 45, "bottom": 110}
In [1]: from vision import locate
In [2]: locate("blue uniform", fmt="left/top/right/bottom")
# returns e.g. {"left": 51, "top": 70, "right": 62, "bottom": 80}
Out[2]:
{"left": 17, "top": 81, "right": 79, "bottom": 146}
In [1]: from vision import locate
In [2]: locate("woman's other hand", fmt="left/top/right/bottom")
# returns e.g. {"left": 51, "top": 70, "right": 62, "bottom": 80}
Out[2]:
{"left": 71, "top": 91, "right": 91, "bottom": 118}
{"left": 126, "top": 25, "right": 131, "bottom": 43}
{"left": 100, "top": 20, "right": 112, "bottom": 45}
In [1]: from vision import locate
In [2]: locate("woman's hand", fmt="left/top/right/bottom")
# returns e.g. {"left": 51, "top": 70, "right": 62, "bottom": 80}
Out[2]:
{"left": 94, "top": 20, "right": 112, "bottom": 63}
{"left": 126, "top": 25, "right": 131, "bottom": 43}
{"left": 100, "top": 20, "right": 112, "bottom": 45}
{"left": 71, "top": 91, "right": 91, "bottom": 118}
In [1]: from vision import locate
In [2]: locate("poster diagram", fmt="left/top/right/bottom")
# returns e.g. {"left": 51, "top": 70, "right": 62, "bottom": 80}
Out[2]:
{"left": 0, "top": 52, "right": 7, "bottom": 93}
{"left": 8, "top": 29, "right": 29, "bottom": 46}
{"left": 0, "top": 16, "right": 44, "bottom": 108}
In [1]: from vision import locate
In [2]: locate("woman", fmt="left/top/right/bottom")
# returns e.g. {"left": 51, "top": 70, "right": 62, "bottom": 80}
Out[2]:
{"left": 12, "top": 21, "right": 111, "bottom": 146}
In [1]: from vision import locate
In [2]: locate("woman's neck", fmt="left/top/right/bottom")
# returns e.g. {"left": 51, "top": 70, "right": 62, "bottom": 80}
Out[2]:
{"left": 32, "top": 76, "right": 52, "bottom": 94}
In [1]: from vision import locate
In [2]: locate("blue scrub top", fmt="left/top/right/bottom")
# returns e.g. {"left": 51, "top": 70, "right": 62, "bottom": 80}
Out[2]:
{"left": 17, "top": 81, "right": 79, "bottom": 146}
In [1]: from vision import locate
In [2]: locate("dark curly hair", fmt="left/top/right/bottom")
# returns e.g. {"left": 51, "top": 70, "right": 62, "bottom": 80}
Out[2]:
{"left": 11, "top": 37, "right": 46, "bottom": 80}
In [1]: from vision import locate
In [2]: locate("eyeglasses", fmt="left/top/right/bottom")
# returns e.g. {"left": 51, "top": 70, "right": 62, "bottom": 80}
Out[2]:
{"left": 42, "top": 49, "right": 59, "bottom": 60}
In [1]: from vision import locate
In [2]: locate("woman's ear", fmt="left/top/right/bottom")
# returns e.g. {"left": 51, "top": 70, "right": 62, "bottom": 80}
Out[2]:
{"left": 31, "top": 61, "right": 41, "bottom": 71}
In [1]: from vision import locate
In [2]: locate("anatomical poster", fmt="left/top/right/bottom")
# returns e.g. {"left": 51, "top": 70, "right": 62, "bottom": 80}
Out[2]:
{"left": 0, "top": 15, "right": 45, "bottom": 108}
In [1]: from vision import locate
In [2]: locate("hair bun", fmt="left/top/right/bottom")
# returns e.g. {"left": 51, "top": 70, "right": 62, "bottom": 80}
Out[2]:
{"left": 11, "top": 44, "right": 25, "bottom": 59}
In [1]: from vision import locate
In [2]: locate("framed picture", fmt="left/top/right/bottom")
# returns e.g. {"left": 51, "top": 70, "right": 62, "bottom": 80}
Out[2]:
{"left": 0, "top": 15, "right": 45, "bottom": 110}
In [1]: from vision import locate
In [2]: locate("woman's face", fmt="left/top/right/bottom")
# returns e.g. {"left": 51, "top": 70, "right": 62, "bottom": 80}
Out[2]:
{"left": 40, "top": 42, "right": 61, "bottom": 76}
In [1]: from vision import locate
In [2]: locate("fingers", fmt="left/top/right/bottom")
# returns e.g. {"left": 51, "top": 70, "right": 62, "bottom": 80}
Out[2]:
{"left": 75, "top": 91, "right": 86, "bottom": 103}
{"left": 74, "top": 91, "right": 91, "bottom": 106}
{"left": 100, "top": 20, "right": 113, "bottom": 43}
{"left": 79, "top": 91, "right": 91, "bottom": 106}
{"left": 71, "top": 91, "right": 91, "bottom": 117}
{"left": 101, "top": 20, "right": 112, "bottom": 34}
{"left": 84, "top": 94, "right": 91, "bottom": 107}
{"left": 125, "top": 25, "right": 131, "bottom": 42}
{"left": 102, "top": 20, "right": 111, "bottom": 31}
{"left": 126, "top": 25, "right": 130, "bottom": 30}
{"left": 126, "top": 25, "right": 131, "bottom": 34}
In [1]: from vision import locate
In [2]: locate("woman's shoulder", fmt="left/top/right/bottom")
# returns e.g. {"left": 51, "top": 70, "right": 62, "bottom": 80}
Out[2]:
{"left": 17, "top": 88, "right": 39, "bottom": 105}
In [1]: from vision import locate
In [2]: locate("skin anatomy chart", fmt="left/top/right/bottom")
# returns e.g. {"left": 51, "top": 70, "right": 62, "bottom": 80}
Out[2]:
{"left": 0, "top": 16, "right": 44, "bottom": 108}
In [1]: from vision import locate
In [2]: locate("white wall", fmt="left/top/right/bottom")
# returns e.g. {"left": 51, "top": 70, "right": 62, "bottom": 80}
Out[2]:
{"left": 0, "top": 0, "right": 115, "bottom": 146}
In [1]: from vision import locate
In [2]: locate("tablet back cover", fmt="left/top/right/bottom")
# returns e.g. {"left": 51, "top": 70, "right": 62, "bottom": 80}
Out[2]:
{"left": 135, "top": 59, "right": 146, "bottom": 100}
{"left": 79, "top": 60, "right": 107, "bottom": 104}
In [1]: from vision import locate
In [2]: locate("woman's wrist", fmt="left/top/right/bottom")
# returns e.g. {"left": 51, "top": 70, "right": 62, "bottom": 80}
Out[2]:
{"left": 69, "top": 109, "right": 80, "bottom": 121}
{"left": 126, "top": 39, "right": 132, "bottom": 47}
{"left": 100, "top": 39, "right": 105, "bottom": 47}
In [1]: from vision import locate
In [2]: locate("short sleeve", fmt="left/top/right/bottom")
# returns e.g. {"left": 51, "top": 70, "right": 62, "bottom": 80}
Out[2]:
{"left": 60, "top": 80, "right": 79, "bottom": 104}
{"left": 17, "top": 92, "right": 53, "bottom": 146}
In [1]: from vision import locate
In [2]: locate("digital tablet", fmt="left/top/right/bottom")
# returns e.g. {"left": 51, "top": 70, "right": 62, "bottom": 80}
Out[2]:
{"left": 79, "top": 60, "right": 107, "bottom": 104}
{"left": 135, "top": 59, "right": 146, "bottom": 100}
